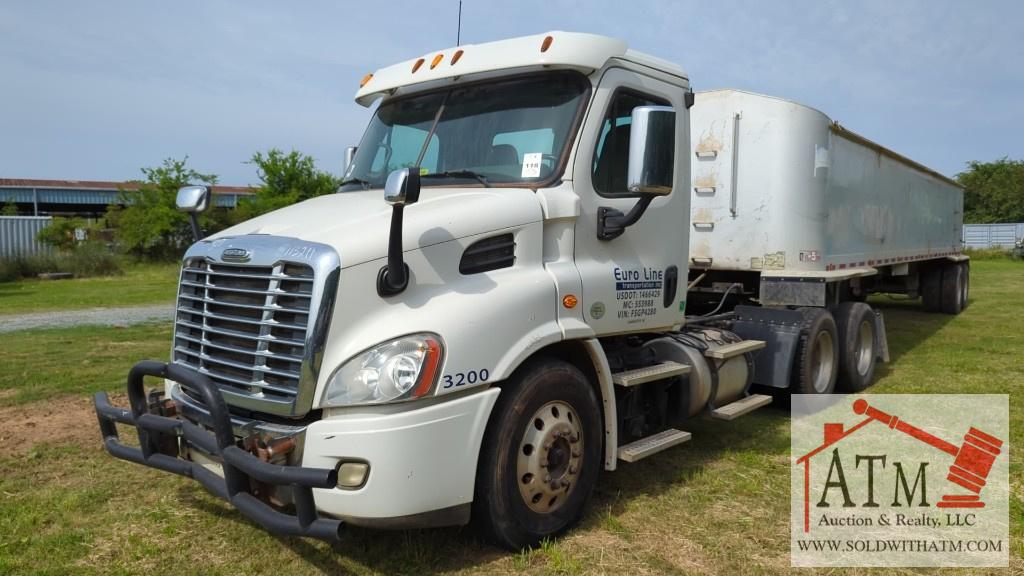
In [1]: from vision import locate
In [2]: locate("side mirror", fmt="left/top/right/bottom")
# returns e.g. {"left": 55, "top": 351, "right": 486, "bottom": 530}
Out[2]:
{"left": 176, "top": 185, "right": 211, "bottom": 213}
{"left": 627, "top": 106, "right": 675, "bottom": 196}
{"left": 176, "top": 185, "right": 210, "bottom": 242}
{"left": 343, "top": 146, "right": 358, "bottom": 175}
{"left": 384, "top": 167, "right": 421, "bottom": 206}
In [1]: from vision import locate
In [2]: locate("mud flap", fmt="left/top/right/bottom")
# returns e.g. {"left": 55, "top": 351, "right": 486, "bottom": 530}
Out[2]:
{"left": 873, "top": 310, "right": 890, "bottom": 363}
{"left": 729, "top": 305, "right": 804, "bottom": 389}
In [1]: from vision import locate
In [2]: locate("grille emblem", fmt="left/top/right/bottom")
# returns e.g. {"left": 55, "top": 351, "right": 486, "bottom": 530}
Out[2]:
{"left": 221, "top": 248, "right": 251, "bottom": 263}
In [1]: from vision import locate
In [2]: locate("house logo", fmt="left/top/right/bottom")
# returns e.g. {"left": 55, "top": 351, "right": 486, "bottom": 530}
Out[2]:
{"left": 790, "top": 394, "right": 1009, "bottom": 568}
{"left": 221, "top": 247, "right": 251, "bottom": 263}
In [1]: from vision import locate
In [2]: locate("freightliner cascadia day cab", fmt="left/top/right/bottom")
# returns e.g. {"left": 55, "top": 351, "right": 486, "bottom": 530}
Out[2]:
{"left": 94, "top": 32, "right": 968, "bottom": 549}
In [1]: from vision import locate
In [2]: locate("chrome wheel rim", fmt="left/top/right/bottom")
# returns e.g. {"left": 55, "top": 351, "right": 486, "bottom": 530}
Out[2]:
{"left": 811, "top": 330, "right": 836, "bottom": 393}
{"left": 855, "top": 319, "right": 874, "bottom": 376}
{"left": 516, "top": 401, "right": 583, "bottom": 514}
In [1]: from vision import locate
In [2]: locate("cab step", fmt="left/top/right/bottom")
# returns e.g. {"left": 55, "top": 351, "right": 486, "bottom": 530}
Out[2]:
{"left": 612, "top": 361, "right": 690, "bottom": 387}
{"left": 709, "top": 394, "right": 772, "bottom": 421}
{"left": 617, "top": 428, "right": 692, "bottom": 463}
{"left": 704, "top": 339, "right": 766, "bottom": 360}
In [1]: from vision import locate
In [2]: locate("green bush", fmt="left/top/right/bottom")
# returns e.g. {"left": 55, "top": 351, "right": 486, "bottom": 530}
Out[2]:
{"left": 963, "top": 247, "right": 1016, "bottom": 261}
{"left": 0, "top": 243, "right": 122, "bottom": 282}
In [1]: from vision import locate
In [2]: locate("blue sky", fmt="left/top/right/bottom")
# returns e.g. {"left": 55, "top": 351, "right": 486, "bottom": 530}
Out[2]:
{"left": 1, "top": 1, "right": 1020, "bottom": 185}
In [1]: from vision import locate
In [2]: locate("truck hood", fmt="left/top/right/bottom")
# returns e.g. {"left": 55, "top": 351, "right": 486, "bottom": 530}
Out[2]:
{"left": 207, "top": 187, "right": 543, "bottom": 268}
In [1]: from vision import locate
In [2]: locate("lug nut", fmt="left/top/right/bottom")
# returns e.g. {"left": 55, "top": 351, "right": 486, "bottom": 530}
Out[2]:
{"left": 572, "top": 450, "right": 581, "bottom": 458}
{"left": 569, "top": 465, "right": 578, "bottom": 474}
{"left": 544, "top": 475, "right": 551, "bottom": 483}
{"left": 561, "top": 479, "right": 570, "bottom": 487}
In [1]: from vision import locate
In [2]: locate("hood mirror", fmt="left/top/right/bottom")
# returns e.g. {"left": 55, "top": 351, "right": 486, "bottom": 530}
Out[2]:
{"left": 176, "top": 185, "right": 211, "bottom": 213}
{"left": 176, "top": 185, "right": 211, "bottom": 242}
{"left": 378, "top": 168, "right": 422, "bottom": 297}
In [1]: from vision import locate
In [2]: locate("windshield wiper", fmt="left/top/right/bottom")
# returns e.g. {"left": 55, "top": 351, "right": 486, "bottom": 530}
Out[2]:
{"left": 421, "top": 170, "right": 492, "bottom": 188}
{"left": 338, "top": 177, "right": 371, "bottom": 190}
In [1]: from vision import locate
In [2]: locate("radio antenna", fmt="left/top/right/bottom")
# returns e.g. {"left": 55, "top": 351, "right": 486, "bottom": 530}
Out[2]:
{"left": 456, "top": 1, "right": 462, "bottom": 45}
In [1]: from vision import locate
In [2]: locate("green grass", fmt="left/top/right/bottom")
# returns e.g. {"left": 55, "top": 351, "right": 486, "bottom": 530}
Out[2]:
{"left": 0, "top": 260, "right": 1021, "bottom": 574}
{"left": 0, "top": 323, "right": 173, "bottom": 407}
{"left": 0, "top": 263, "right": 179, "bottom": 316}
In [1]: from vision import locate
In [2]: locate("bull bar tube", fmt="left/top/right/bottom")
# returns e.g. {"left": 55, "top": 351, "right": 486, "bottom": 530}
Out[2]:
{"left": 93, "top": 360, "right": 344, "bottom": 541}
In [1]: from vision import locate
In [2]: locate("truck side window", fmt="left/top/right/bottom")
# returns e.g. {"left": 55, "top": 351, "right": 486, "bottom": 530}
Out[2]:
{"left": 592, "top": 91, "right": 669, "bottom": 195}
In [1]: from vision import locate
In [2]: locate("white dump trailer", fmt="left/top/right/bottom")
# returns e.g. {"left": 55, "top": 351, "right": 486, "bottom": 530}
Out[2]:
{"left": 687, "top": 89, "right": 969, "bottom": 393}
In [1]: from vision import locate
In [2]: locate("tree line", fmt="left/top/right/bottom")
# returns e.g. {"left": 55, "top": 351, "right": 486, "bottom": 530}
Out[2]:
{"left": 38, "top": 150, "right": 340, "bottom": 260}
{"left": 32, "top": 153, "right": 1024, "bottom": 260}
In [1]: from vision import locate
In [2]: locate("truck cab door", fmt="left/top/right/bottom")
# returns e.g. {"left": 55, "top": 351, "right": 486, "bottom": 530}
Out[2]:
{"left": 572, "top": 67, "right": 690, "bottom": 335}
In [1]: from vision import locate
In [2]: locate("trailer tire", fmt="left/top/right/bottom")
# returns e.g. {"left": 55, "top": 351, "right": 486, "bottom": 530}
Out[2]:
{"left": 834, "top": 302, "right": 876, "bottom": 392}
{"left": 959, "top": 262, "right": 970, "bottom": 310}
{"left": 941, "top": 263, "right": 964, "bottom": 315}
{"left": 472, "top": 358, "right": 602, "bottom": 550}
{"left": 791, "top": 308, "right": 839, "bottom": 395}
{"left": 921, "top": 266, "right": 942, "bottom": 312}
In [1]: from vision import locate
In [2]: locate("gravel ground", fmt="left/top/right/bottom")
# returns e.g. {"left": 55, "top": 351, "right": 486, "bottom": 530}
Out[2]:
{"left": 0, "top": 304, "right": 174, "bottom": 334}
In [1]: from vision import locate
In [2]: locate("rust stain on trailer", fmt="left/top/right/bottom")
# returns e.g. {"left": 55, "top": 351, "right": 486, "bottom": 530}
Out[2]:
{"left": 693, "top": 173, "right": 718, "bottom": 190}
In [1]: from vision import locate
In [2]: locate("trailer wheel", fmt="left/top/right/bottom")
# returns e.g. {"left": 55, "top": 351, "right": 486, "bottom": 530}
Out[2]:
{"left": 473, "top": 358, "right": 601, "bottom": 550}
{"left": 791, "top": 308, "right": 839, "bottom": 395}
{"left": 959, "top": 262, "right": 970, "bottom": 310}
{"left": 921, "top": 266, "right": 942, "bottom": 312}
{"left": 941, "top": 263, "right": 964, "bottom": 315}
{"left": 834, "top": 302, "right": 876, "bottom": 392}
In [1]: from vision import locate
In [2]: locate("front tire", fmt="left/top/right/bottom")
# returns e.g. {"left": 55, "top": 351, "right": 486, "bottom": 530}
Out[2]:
{"left": 473, "top": 358, "right": 602, "bottom": 550}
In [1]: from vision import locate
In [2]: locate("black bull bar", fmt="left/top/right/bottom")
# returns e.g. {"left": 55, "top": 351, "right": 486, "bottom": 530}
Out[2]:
{"left": 93, "top": 360, "right": 344, "bottom": 541}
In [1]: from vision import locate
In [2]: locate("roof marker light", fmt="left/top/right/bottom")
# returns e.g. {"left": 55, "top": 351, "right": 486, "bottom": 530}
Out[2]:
{"left": 541, "top": 35, "right": 554, "bottom": 53}
{"left": 411, "top": 58, "right": 425, "bottom": 73}
{"left": 430, "top": 53, "right": 444, "bottom": 69}
{"left": 359, "top": 73, "right": 373, "bottom": 87}
{"left": 451, "top": 49, "right": 464, "bottom": 65}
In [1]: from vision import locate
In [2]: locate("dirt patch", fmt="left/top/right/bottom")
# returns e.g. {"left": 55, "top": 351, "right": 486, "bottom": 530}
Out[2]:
{"left": 0, "top": 393, "right": 126, "bottom": 457}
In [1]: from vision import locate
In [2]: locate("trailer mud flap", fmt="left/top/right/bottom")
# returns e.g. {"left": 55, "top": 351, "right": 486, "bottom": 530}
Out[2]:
{"left": 93, "top": 360, "right": 344, "bottom": 541}
{"left": 729, "top": 305, "right": 803, "bottom": 389}
{"left": 874, "top": 310, "right": 890, "bottom": 363}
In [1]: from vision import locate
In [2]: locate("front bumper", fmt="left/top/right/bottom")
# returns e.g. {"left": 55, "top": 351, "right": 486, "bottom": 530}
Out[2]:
{"left": 94, "top": 361, "right": 344, "bottom": 541}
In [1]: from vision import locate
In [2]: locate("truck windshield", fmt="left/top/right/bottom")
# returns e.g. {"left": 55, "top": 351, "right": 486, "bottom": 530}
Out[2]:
{"left": 340, "top": 72, "right": 589, "bottom": 191}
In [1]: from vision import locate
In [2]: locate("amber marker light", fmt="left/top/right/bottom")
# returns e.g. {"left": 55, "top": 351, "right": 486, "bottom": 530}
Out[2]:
{"left": 430, "top": 53, "right": 444, "bottom": 69}
{"left": 409, "top": 337, "right": 443, "bottom": 399}
{"left": 411, "top": 58, "right": 425, "bottom": 73}
{"left": 450, "top": 49, "right": 464, "bottom": 65}
{"left": 540, "top": 35, "right": 554, "bottom": 52}
{"left": 562, "top": 294, "right": 578, "bottom": 309}
{"left": 359, "top": 73, "right": 373, "bottom": 87}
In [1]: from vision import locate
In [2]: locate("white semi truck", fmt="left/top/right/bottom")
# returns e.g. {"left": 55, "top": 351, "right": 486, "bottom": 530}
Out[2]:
{"left": 94, "top": 32, "right": 968, "bottom": 550}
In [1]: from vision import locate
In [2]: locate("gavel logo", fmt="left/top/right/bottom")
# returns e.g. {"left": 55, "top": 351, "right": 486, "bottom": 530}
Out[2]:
{"left": 851, "top": 398, "right": 1003, "bottom": 508}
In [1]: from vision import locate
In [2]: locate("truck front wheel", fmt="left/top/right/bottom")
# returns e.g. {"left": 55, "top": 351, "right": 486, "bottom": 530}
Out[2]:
{"left": 473, "top": 358, "right": 602, "bottom": 550}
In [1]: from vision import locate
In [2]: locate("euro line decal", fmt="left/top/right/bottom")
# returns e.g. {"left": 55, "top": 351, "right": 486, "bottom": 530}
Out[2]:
{"left": 790, "top": 394, "right": 1009, "bottom": 568}
{"left": 613, "top": 267, "right": 662, "bottom": 323}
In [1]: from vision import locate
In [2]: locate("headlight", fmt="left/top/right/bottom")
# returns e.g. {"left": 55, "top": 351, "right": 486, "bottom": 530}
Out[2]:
{"left": 322, "top": 333, "right": 443, "bottom": 407}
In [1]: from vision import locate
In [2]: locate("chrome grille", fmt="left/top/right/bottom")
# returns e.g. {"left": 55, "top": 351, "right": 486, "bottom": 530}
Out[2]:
{"left": 173, "top": 258, "right": 315, "bottom": 402}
